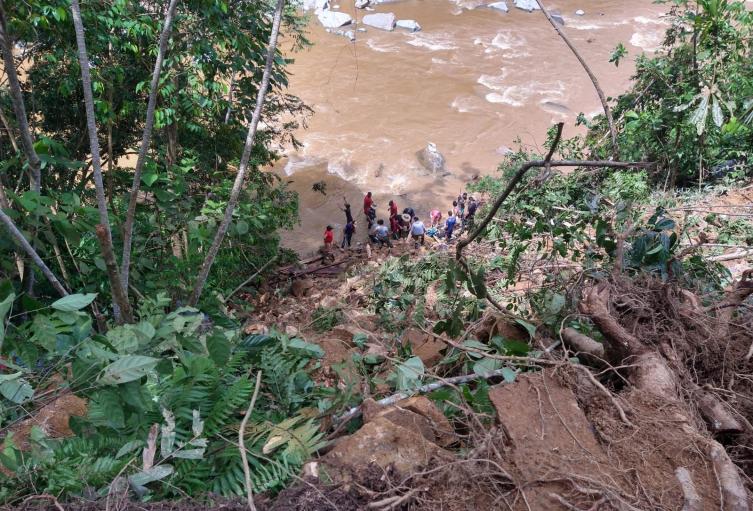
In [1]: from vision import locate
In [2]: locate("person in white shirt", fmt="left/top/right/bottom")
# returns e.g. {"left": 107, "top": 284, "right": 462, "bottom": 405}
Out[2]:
{"left": 411, "top": 216, "right": 426, "bottom": 246}
{"left": 371, "top": 219, "right": 392, "bottom": 248}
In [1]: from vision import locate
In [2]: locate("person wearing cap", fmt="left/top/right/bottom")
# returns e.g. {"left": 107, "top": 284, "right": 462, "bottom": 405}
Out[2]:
{"left": 400, "top": 213, "right": 412, "bottom": 239}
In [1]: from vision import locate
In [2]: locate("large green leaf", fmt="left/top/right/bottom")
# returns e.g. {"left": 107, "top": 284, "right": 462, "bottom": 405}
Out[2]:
{"left": 0, "top": 374, "right": 34, "bottom": 404}
{"left": 51, "top": 293, "right": 97, "bottom": 312}
{"left": 396, "top": 356, "right": 425, "bottom": 391}
{"left": 99, "top": 355, "right": 159, "bottom": 385}
{"left": 288, "top": 338, "right": 324, "bottom": 359}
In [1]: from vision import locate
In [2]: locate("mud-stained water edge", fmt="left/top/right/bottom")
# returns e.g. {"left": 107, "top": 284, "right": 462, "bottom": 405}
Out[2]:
{"left": 272, "top": 0, "right": 667, "bottom": 254}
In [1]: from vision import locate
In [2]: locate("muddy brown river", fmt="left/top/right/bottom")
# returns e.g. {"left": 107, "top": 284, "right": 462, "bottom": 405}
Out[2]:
{"left": 273, "top": 0, "right": 667, "bottom": 253}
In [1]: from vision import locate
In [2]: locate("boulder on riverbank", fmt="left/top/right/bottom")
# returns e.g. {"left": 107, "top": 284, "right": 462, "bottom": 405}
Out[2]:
{"left": 318, "top": 10, "right": 353, "bottom": 28}
{"left": 514, "top": 0, "right": 540, "bottom": 12}
{"left": 362, "top": 12, "right": 397, "bottom": 31}
{"left": 396, "top": 19, "right": 421, "bottom": 32}
{"left": 416, "top": 142, "right": 446, "bottom": 174}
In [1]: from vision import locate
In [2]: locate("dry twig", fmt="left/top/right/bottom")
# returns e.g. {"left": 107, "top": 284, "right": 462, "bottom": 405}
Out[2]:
{"left": 239, "top": 371, "right": 263, "bottom": 511}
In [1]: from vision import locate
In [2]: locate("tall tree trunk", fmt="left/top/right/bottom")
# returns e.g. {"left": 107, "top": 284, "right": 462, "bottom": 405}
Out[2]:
{"left": 536, "top": 0, "right": 619, "bottom": 159}
{"left": 188, "top": 0, "right": 286, "bottom": 306}
{"left": 0, "top": 1, "right": 42, "bottom": 192}
{"left": 70, "top": 0, "right": 133, "bottom": 323}
{"left": 120, "top": 0, "right": 180, "bottom": 293}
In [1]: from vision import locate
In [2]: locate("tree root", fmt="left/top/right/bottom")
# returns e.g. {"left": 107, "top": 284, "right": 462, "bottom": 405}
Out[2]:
{"left": 561, "top": 328, "right": 605, "bottom": 364}
{"left": 675, "top": 467, "right": 702, "bottom": 511}
{"left": 709, "top": 442, "right": 750, "bottom": 511}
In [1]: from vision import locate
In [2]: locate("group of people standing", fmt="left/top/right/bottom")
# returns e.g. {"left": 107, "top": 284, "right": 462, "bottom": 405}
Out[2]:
{"left": 323, "top": 191, "right": 480, "bottom": 251}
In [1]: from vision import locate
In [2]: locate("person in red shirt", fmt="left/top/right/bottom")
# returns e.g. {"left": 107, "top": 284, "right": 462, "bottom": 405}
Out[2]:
{"left": 389, "top": 214, "right": 400, "bottom": 239}
{"left": 388, "top": 200, "right": 398, "bottom": 217}
{"left": 323, "top": 225, "right": 334, "bottom": 250}
{"left": 363, "top": 192, "right": 374, "bottom": 216}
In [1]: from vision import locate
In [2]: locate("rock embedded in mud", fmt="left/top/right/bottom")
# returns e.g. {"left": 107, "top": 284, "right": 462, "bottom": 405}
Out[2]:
{"left": 291, "top": 277, "right": 314, "bottom": 297}
{"left": 323, "top": 416, "right": 453, "bottom": 478}
{"left": 403, "top": 327, "right": 446, "bottom": 367}
{"left": 362, "top": 12, "right": 397, "bottom": 31}
{"left": 362, "top": 396, "right": 456, "bottom": 447}
{"left": 488, "top": 1, "right": 508, "bottom": 12}
{"left": 513, "top": 0, "right": 540, "bottom": 12}
{"left": 396, "top": 19, "right": 421, "bottom": 32}
{"left": 317, "top": 10, "right": 353, "bottom": 28}
{"left": 575, "top": 8, "right": 585, "bottom": 15}
{"left": 416, "top": 142, "right": 446, "bottom": 174}
{"left": 489, "top": 371, "right": 612, "bottom": 509}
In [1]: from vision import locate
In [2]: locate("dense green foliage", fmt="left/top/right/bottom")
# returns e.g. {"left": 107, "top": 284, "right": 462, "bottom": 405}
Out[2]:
{"left": 0, "top": 293, "right": 334, "bottom": 501}
{"left": 0, "top": 0, "right": 308, "bottom": 310}
{"left": 587, "top": 0, "right": 753, "bottom": 185}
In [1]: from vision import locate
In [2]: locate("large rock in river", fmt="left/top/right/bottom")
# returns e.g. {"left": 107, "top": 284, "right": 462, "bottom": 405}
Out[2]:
{"left": 317, "top": 10, "right": 353, "bottom": 28}
{"left": 488, "top": 1, "right": 508, "bottom": 12}
{"left": 416, "top": 142, "right": 446, "bottom": 174}
{"left": 514, "top": 0, "right": 541, "bottom": 12}
{"left": 362, "top": 12, "right": 396, "bottom": 31}
{"left": 396, "top": 19, "right": 421, "bottom": 31}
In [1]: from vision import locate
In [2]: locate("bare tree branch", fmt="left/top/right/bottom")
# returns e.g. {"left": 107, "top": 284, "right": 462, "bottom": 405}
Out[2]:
{"left": 70, "top": 0, "right": 133, "bottom": 323}
{"left": 536, "top": 0, "right": 619, "bottom": 159}
{"left": 188, "top": 0, "right": 286, "bottom": 306}
{"left": 0, "top": 208, "right": 67, "bottom": 297}
{"left": 120, "top": 0, "right": 180, "bottom": 292}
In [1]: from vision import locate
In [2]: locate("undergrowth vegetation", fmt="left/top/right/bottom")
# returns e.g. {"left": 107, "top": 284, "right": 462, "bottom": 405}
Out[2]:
{"left": 0, "top": 294, "right": 334, "bottom": 501}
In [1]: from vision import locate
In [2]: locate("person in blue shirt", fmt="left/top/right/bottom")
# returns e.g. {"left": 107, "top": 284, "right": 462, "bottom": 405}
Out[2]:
{"left": 445, "top": 211, "right": 457, "bottom": 241}
{"left": 342, "top": 219, "right": 356, "bottom": 248}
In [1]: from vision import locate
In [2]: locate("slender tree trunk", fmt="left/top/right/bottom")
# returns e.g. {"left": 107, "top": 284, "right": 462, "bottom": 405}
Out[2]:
{"left": 70, "top": 0, "right": 133, "bottom": 323}
{"left": 106, "top": 85, "right": 115, "bottom": 208}
{"left": 0, "top": 208, "right": 67, "bottom": 296}
{"left": 536, "top": 0, "right": 619, "bottom": 159}
{"left": 188, "top": 0, "right": 286, "bottom": 306}
{"left": 0, "top": 1, "right": 42, "bottom": 192}
{"left": 224, "top": 71, "right": 236, "bottom": 124}
{"left": 120, "top": 0, "right": 180, "bottom": 293}
{"left": 0, "top": 106, "right": 19, "bottom": 154}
